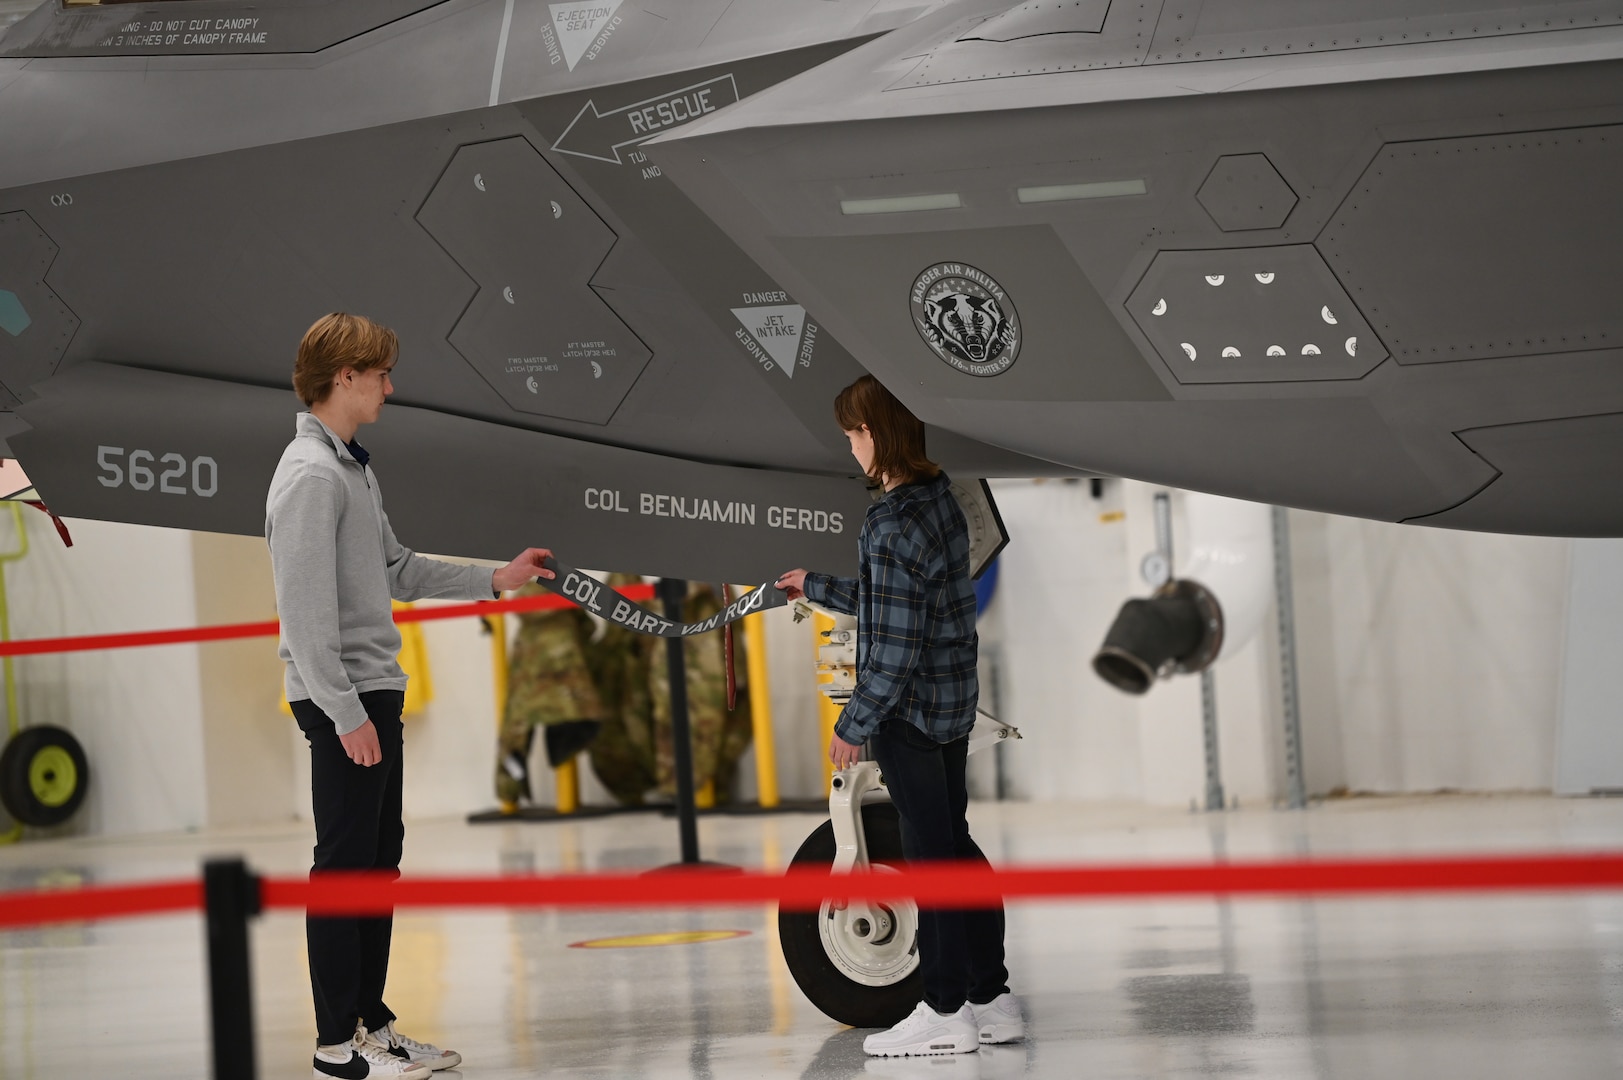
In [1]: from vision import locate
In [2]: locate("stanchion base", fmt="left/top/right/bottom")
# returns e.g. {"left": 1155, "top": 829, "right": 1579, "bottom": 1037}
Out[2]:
{"left": 643, "top": 860, "right": 743, "bottom": 876}
{"left": 465, "top": 804, "right": 655, "bottom": 824}
{"left": 468, "top": 799, "right": 832, "bottom": 825}
{"left": 657, "top": 800, "right": 830, "bottom": 818}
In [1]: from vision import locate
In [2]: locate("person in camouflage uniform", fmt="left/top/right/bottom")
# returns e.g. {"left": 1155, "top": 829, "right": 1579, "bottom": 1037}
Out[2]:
{"left": 644, "top": 582, "right": 755, "bottom": 804}
{"left": 495, "top": 581, "right": 605, "bottom": 806}
{"left": 583, "top": 578, "right": 755, "bottom": 806}
{"left": 580, "top": 573, "right": 657, "bottom": 805}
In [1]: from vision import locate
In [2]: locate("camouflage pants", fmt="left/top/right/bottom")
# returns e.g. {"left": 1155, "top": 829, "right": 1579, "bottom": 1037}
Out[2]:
{"left": 495, "top": 602, "right": 604, "bottom": 804}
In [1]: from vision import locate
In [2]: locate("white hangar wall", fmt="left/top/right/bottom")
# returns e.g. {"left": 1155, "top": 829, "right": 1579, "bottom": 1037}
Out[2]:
{"left": 1289, "top": 510, "right": 1570, "bottom": 797}
{"left": 0, "top": 485, "right": 1599, "bottom": 839}
{"left": 0, "top": 515, "right": 296, "bottom": 838}
{"left": 3, "top": 515, "right": 211, "bottom": 838}
{"left": 979, "top": 479, "right": 1575, "bottom": 807}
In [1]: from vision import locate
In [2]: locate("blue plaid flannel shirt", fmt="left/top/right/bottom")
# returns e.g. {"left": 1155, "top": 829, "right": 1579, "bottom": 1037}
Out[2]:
{"left": 804, "top": 471, "right": 979, "bottom": 745}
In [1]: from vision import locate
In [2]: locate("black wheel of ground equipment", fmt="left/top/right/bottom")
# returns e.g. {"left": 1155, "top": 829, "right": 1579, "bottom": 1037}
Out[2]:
{"left": 778, "top": 801, "right": 922, "bottom": 1028}
{"left": 0, "top": 725, "right": 90, "bottom": 827}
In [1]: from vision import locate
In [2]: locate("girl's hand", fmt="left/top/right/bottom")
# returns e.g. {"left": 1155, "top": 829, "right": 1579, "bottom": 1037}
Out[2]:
{"left": 775, "top": 568, "right": 808, "bottom": 600}
{"left": 829, "top": 732, "right": 862, "bottom": 769}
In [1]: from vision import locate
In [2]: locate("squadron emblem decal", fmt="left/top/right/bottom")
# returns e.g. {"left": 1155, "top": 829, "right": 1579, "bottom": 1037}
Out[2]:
{"left": 910, "top": 263, "right": 1021, "bottom": 377}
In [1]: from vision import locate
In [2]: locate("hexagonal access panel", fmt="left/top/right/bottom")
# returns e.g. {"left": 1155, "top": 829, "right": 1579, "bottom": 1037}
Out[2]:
{"left": 1321, "top": 126, "right": 1623, "bottom": 365}
{"left": 417, "top": 138, "right": 651, "bottom": 425}
{"left": 1197, "top": 154, "right": 1297, "bottom": 232}
{"left": 0, "top": 212, "right": 79, "bottom": 406}
{"left": 1126, "top": 245, "right": 1386, "bottom": 384}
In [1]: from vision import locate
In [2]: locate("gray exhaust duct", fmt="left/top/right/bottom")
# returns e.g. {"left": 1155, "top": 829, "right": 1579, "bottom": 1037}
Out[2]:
{"left": 1091, "top": 580, "right": 1224, "bottom": 695}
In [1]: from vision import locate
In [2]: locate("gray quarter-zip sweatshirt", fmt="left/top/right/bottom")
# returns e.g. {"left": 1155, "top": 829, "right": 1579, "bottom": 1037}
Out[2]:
{"left": 266, "top": 412, "right": 495, "bottom": 734}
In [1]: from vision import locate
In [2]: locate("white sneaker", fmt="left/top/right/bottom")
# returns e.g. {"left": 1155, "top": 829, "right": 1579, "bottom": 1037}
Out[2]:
{"left": 313, "top": 1022, "right": 431, "bottom": 1079}
{"left": 366, "top": 1021, "right": 462, "bottom": 1071}
{"left": 970, "top": 993, "right": 1024, "bottom": 1044}
{"left": 865, "top": 1051, "right": 984, "bottom": 1077}
{"left": 863, "top": 1001, "right": 980, "bottom": 1057}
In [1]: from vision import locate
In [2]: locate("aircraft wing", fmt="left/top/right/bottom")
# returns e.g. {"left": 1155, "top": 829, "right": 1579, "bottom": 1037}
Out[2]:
{"left": 648, "top": 0, "right": 1623, "bottom": 536}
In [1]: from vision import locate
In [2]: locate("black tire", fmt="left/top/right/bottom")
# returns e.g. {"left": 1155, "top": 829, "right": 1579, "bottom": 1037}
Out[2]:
{"left": 778, "top": 801, "right": 923, "bottom": 1028}
{"left": 0, "top": 726, "right": 90, "bottom": 827}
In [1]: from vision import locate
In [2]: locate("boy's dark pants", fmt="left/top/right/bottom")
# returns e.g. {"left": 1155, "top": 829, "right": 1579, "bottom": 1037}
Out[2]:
{"left": 292, "top": 690, "right": 406, "bottom": 1046}
{"left": 869, "top": 718, "right": 1010, "bottom": 1015}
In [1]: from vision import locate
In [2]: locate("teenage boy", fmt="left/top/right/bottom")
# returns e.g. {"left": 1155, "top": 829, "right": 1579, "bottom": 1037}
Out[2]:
{"left": 268, "top": 312, "right": 555, "bottom": 1078}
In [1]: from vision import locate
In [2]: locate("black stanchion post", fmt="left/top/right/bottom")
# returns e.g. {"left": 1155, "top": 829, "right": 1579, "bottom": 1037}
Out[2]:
{"left": 660, "top": 577, "right": 702, "bottom": 864}
{"left": 204, "top": 857, "right": 261, "bottom": 1080}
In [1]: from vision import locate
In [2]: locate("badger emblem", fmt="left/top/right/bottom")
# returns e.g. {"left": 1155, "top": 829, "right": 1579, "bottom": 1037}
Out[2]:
{"left": 910, "top": 262, "right": 1021, "bottom": 376}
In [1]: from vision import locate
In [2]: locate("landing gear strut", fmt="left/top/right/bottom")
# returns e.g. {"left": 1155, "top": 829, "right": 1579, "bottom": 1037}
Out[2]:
{"left": 777, "top": 712, "right": 1021, "bottom": 1028}
{"left": 778, "top": 764, "right": 921, "bottom": 1028}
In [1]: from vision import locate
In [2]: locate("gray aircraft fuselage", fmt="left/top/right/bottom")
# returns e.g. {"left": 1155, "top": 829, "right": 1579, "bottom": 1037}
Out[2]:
{"left": 0, "top": 0, "right": 1620, "bottom": 584}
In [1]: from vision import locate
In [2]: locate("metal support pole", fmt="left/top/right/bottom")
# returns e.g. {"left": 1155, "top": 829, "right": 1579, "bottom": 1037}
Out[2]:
{"left": 1158, "top": 490, "right": 1228, "bottom": 812}
{"left": 204, "top": 857, "right": 261, "bottom": 1080}
{"left": 1152, "top": 491, "right": 1173, "bottom": 564}
{"left": 1201, "top": 669, "right": 1225, "bottom": 811}
{"left": 660, "top": 577, "right": 701, "bottom": 864}
{"left": 986, "top": 643, "right": 1010, "bottom": 801}
{"left": 1271, "top": 506, "right": 1308, "bottom": 810}
{"left": 741, "top": 604, "right": 779, "bottom": 809}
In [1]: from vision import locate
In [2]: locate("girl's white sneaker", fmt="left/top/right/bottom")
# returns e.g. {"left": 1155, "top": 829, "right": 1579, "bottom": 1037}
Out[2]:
{"left": 971, "top": 993, "right": 1025, "bottom": 1044}
{"left": 863, "top": 1001, "right": 980, "bottom": 1057}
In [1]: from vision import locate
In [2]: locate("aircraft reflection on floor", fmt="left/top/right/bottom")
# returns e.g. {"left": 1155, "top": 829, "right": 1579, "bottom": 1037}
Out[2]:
{"left": 2, "top": 796, "right": 1623, "bottom": 1078}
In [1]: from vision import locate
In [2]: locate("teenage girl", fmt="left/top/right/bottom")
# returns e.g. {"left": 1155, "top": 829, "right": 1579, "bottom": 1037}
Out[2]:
{"left": 777, "top": 374, "right": 1023, "bottom": 1058}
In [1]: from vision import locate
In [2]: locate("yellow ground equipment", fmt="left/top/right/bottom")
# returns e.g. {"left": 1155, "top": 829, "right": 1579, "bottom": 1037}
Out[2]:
{"left": 0, "top": 503, "right": 90, "bottom": 836}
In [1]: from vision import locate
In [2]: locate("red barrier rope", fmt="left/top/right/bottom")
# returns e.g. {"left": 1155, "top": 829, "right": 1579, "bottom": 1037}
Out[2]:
{"left": 0, "top": 879, "right": 201, "bottom": 929}
{"left": 0, "top": 584, "right": 657, "bottom": 658}
{"left": 261, "top": 853, "right": 1623, "bottom": 913}
{"left": 7, "top": 853, "right": 1623, "bottom": 929}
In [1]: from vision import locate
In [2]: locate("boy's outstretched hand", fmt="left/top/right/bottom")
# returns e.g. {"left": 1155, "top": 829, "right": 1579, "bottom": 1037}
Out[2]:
{"left": 492, "top": 547, "right": 556, "bottom": 594}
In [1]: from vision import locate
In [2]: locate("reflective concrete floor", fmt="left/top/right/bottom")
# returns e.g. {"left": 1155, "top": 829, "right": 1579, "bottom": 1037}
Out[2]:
{"left": 3, "top": 794, "right": 1623, "bottom": 1079}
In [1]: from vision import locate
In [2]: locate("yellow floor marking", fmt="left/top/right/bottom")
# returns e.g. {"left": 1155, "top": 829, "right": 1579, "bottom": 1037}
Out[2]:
{"left": 569, "top": 929, "right": 750, "bottom": 949}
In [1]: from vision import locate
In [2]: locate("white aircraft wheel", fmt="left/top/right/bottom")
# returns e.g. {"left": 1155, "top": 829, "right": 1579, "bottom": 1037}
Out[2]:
{"left": 777, "top": 801, "right": 922, "bottom": 1028}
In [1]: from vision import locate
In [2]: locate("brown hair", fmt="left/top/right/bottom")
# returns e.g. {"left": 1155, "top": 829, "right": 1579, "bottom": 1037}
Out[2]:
{"left": 293, "top": 313, "right": 399, "bottom": 406}
{"left": 833, "top": 374, "right": 939, "bottom": 486}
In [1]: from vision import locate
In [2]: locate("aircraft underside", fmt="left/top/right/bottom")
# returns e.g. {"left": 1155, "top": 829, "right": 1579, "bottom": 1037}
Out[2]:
{"left": 0, "top": 0, "right": 1618, "bottom": 581}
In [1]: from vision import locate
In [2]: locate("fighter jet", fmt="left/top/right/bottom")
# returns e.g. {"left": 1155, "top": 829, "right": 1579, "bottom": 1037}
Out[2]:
{"left": 1, "top": 0, "right": 1620, "bottom": 586}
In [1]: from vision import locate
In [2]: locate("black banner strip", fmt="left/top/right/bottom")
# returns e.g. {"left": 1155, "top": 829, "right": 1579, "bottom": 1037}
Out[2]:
{"left": 536, "top": 556, "right": 790, "bottom": 637}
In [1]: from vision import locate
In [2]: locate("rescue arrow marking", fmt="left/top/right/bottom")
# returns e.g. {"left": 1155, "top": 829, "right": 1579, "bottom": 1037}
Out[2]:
{"left": 551, "top": 73, "right": 740, "bottom": 164}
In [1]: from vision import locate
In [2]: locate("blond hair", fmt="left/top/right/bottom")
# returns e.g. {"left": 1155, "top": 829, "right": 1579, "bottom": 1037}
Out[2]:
{"left": 292, "top": 313, "right": 398, "bottom": 406}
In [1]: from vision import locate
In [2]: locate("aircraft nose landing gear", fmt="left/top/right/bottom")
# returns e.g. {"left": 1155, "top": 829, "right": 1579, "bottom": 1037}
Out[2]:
{"left": 777, "top": 762, "right": 922, "bottom": 1029}
{"left": 779, "top": 607, "right": 1020, "bottom": 1027}
{"left": 777, "top": 708, "right": 1019, "bottom": 1029}
{"left": 820, "top": 876, "right": 917, "bottom": 985}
